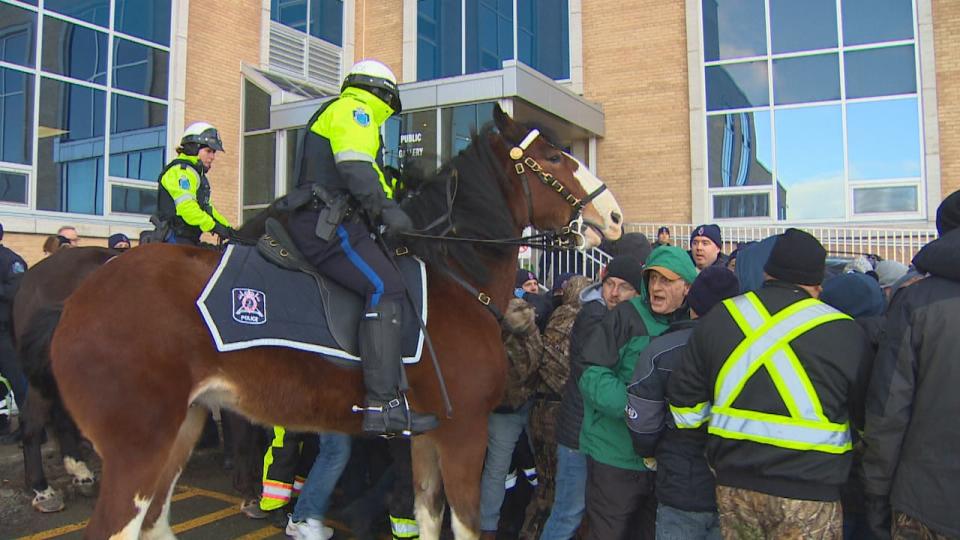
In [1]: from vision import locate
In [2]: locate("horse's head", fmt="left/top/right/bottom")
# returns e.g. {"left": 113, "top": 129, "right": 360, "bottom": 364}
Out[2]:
{"left": 492, "top": 105, "right": 623, "bottom": 249}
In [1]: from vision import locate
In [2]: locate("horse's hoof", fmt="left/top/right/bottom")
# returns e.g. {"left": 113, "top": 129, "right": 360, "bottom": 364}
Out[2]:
{"left": 240, "top": 498, "right": 269, "bottom": 519}
{"left": 72, "top": 476, "right": 97, "bottom": 497}
{"left": 32, "top": 487, "right": 65, "bottom": 513}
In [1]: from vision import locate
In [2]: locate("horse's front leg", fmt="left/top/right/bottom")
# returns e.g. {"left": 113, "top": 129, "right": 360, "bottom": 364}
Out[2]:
{"left": 435, "top": 413, "right": 489, "bottom": 540}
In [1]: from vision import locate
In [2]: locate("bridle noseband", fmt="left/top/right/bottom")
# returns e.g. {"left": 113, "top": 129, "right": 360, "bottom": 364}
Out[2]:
{"left": 508, "top": 128, "right": 608, "bottom": 248}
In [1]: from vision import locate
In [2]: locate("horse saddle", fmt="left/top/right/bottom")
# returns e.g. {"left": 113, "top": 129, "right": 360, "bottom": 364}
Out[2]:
{"left": 196, "top": 219, "right": 427, "bottom": 366}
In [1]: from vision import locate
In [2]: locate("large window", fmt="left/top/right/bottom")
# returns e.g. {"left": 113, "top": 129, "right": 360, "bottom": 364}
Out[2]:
{"left": 0, "top": 0, "right": 172, "bottom": 216}
{"left": 702, "top": 0, "right": 923, "bottom": 221}
{"left": 271, "top": 0, "right": 343, "bottom": 46}
{"left": 418, "top": 0, "right": 570, "bottom": 81}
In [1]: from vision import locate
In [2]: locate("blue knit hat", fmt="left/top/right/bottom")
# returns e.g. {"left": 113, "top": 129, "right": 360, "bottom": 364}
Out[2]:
{"left": 821, "top": 272, "right": 884, "bottom": 318}
{"left": 688, "top": 266, "right": 740, "bottom": 317}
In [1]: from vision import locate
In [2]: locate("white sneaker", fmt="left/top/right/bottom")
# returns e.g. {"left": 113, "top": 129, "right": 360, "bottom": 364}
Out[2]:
{"left": 285, "top": 516, "right": 334, "bottom": 540}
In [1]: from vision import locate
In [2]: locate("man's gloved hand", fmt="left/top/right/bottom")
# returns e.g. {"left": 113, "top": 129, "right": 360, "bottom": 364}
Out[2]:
{"left": 381, "top": 207, "right": 413, "bottom": 236}
{"left": 211, "top": 223, "right": 237, "bottom": 242}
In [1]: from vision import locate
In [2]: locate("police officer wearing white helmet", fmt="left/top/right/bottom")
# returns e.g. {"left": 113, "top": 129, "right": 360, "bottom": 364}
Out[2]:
{"left": 155, "top": 122, "right": 235, "bottom": 245}
{"left": 288, "top": 59, "right": 437, "bottom": 438}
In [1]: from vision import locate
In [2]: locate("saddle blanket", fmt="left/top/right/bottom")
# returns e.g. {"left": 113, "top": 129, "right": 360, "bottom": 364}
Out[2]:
{"left": 197, "top": 244, "right": 427, "bottom": 364}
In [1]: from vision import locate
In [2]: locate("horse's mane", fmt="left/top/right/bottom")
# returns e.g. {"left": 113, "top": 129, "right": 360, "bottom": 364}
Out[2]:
{"left": 399, "top": 123, "right": 518, "bottom": 285}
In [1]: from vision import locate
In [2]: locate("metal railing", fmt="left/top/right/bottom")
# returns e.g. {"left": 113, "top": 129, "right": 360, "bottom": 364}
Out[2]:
{"left": 527, "top": 246, "right": 612, "bottom": 290}
{"left": 627, "top": 223, "right": 937, "bottom": 264}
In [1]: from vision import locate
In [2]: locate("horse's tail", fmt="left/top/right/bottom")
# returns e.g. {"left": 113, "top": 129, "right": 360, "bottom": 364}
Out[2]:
{"left": 18, "top": 304, "right": 63, "bottom": 400}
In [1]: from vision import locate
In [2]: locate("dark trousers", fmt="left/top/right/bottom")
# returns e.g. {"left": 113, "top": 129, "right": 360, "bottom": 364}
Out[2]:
{"left": 585, "top": 458, "right": 657, "bottom": 540}
{"left": 0, "top": 330, "right": 27, "bottom": 416}
{"left": 289, "top": 210, "right": 403, "bottom": 309}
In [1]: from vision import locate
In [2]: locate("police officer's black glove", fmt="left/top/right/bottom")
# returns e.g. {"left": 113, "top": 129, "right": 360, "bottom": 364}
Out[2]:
{"left": 381, "top": 207, "right": 413, "bottom": 236}
{"left": 211, "top": 223, "right": 237, "bottom": 242}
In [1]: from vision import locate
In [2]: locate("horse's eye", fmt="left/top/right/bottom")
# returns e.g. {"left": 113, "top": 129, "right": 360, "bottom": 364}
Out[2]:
{"left": 547, "top": 154, "right": 562, "bottom": 164}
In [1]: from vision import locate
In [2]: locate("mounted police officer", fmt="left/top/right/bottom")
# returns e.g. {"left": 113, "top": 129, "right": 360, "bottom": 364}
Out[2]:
{"left": 155, "top": 123, "right": 235, "bottom": 246}
{"left": 0, "top": 223, "right": 26, "bottom": 443}
{"left": 287, "top": 59, "right": 438, "bottom": 437}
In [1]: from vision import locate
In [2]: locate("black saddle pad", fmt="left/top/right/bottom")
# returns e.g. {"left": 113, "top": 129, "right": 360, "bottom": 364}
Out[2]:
{"left": 197, "top": 244, "right": 427, "bottom": 365}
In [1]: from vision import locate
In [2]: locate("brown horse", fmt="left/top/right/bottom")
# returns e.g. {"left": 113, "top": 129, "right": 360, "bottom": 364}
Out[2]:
{"left": 46, "top": 106, "right": 623, "bottom": 539}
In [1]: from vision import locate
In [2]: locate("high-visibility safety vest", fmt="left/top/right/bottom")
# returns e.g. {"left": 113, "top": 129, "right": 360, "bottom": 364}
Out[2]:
{"left": 672, "top": 292, "right": 854, "bottom": 454}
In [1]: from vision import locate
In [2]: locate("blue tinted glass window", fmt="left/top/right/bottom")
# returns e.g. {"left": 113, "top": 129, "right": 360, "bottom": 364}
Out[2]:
{"left": 440, "top": 102, "right": 495, "bottom": 162}
{"left": 272, "top": 0, "right": 308, "bottom": 33}
{"left": 109, "top": 94, "right": 166, "bottom": 181}
{"left": 517, "top": 0, "right": 569, "bottom": 80}
{"left": 310, "top": 0, "right": 342, "bottom": 45}
{"left": 45, "top": 0, "right": 109, "bottom": 28}
{"left": 243, "top": 133, "right": 277, "bottom": 206}
{"left": 707, "top": 110, "right": 773, "bottom": 188}
{"left": 0, "top": 172, "right": 27, "bottom": 204}
{"left": 113, "top": 39, "right": 169, "bottom": 99}
{"left": 0, "top": 4, "right": 37, "bottom": 68}
{"left": 853, "top": 186, "right": 917, "bottom": 213}
{"left": 774, "top": 105, "right": 845, "bottom": 220}
{"left": 770, "top": 0, "right": 837, "bottom": 54}
{"left": 112, "top": 185, "right": 157, "bottom": 214}
{"left": 842, "top": 0, "right": 913, "bottom": 46}
{"left": 417, "top": 0, "right": 462, "bottom": 80}
{"left": 773, "top": 54, "right": 840, "bottom": 105}
{"left": 466, "top": 0, "right": 513, "bottom": 74}
{"left": 0, "top": 68, "right": 34, "bottom": 165}
{"left": 702, "top": 0, "right": 766, "bottom": 62}
{"left": 705, "top": 61, "right": 769, "bottom": 111}
{"left": 846, "top": 98, "right": 920, "bottom": 181}
{"left": 37, "top": 78, "right": 106, "bottom": 214}
{"left": 844, "top": 45, "right": 916, "bottom": 99}
{"left": 42, "top": 17, "right": 108, "bottom": 84}
{"left": 115, "top": 0, "right": 172, "bottom": 46}
{"left": 713, "top": 193, "right": 769, "bottom": 218}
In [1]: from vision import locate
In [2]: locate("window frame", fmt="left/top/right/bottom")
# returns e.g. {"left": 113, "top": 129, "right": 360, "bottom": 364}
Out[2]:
{"left": 696, "top": 0, "right": 928, "bottom": 225}
{"left": 0, "top": 0, "right": 173, "bottom": 219}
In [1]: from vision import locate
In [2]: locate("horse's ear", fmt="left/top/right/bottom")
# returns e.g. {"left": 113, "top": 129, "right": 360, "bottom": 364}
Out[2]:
{"left": 492, "top": 104, "right": 524, "bottom": 142}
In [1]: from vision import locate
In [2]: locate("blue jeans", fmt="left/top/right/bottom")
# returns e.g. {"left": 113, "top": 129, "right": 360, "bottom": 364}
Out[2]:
{"left": 291, "top": 432, "right": 351, "bottom": 522}
{"left": 539, "top": 444, "right": 587, "bottom": 540}
{"left": 656, "top": 503, "right": 721, "bottom": 540}
{"left": 479, "top": 401, "right": 532, "bottom": 532}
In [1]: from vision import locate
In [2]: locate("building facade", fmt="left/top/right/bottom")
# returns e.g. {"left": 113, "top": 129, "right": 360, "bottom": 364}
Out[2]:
{"left": 0, "top": 0, "right": 955, "bottom": 263}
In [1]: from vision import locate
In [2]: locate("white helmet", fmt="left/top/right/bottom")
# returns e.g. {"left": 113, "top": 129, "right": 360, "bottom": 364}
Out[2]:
{"left": 180, "top": 122, "right": 224, "bottom": 152}
{"left": 342, "top": 59, "right": 402, "bottom": 113}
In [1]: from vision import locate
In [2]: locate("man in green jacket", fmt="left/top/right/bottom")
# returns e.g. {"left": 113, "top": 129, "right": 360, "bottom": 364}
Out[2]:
{"left": 578, "top": 245, "right": 697, "bottom": 540}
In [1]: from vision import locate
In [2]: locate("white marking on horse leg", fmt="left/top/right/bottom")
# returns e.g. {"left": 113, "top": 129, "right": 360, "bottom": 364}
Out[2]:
{"left": 64, "top": 455, "right": 95, "bottom": 482}
{"left": 451, "top": 508, "right": 479, "bottom": 540}
{"left": 108, "top": 494, "right": 152, "bottom": 540}
{"left": 140, "top": 469, "right": 182, "bottom": 540}
{"left": 414, "top": 471, "right": 443, "bottom": 540}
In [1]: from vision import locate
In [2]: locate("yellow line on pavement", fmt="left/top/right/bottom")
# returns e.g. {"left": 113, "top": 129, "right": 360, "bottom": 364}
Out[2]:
{"left": 235, "top": 525, "right": 283, "bottom": 540}
{"left": 178, "top": 484, "right": 244, "bottom": 505}
{"left": 18, "top": 490, "right": 203, "bottom": 539}
{"left": 170, "top": 505, "right": 241, "bottom": 533}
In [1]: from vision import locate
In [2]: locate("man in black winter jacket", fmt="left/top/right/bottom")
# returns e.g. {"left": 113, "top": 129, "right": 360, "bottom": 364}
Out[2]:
{"left": 669, "top": 229, "right": 873, "bottom": 539}
{"left": 862, "top": 190, "right": 960, "bottom": 539}
{"left": 626, "top": 266, "right": 740, "bottom": 540}
{"left": 541, "top": 256, "right": 643, "bottom": 540}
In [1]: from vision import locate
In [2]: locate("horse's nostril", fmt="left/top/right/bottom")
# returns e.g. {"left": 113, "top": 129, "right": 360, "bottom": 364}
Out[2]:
{"left": 611, "top": 212, "right": 622, "bottom": 224}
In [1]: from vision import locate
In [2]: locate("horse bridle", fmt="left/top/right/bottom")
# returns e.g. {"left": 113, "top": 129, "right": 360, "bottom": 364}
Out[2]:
{"left": 508, "top": 128, "right": 609, "bottom": 249}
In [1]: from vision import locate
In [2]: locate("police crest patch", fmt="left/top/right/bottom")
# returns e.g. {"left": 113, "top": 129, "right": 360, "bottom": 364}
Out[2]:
{"left": 353, "top": 108, "right": 371, "bottom": 127}
{"left": 179, "top": 177, "right": 191, "bottom": 190}
{"left": 232, "top": 288, "right": 267, "bottom": 325}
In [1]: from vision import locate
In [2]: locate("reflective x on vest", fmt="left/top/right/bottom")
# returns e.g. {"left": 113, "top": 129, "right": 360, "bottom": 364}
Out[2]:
{"left": 710, "top": 292, "right": 853, "bottom": 454}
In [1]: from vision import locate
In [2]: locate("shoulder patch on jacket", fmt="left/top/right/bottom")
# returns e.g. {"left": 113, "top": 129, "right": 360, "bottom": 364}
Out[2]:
{"left": 353, "top": 108, "right": 371, "bottom": 127}
{"left": 179, "top": 177, "right": 191, "bottom": 190}
{"left": 11, "top": 261, "right": 24, "bottom": 274}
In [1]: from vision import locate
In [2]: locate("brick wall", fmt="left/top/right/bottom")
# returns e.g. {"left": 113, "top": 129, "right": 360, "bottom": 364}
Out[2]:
{"left": 184, "top": 0, "right": 263, "bottom": 227}
{"left": 934, "top": 0, "right": 960, "bottom": 199}
{"left": 581, "top": 0, "right": 691, "bottom": 225}
{"left": 351, "top": 0, "right": 404, "bottom": 80}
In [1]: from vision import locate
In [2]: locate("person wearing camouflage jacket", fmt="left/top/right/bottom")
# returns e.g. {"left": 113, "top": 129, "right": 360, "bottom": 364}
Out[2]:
{"left": 521, "top": 275, "right": 593, "bottom": 540}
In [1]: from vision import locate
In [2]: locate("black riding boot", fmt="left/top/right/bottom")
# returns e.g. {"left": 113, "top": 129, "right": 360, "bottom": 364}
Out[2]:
{"left": 357, "top": 301, "right": 438, "bottom": 436}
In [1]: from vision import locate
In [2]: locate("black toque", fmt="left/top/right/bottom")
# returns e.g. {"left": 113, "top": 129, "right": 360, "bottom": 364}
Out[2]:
{"left": 763, "top": 228, "right": 826, "bottom": 286}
